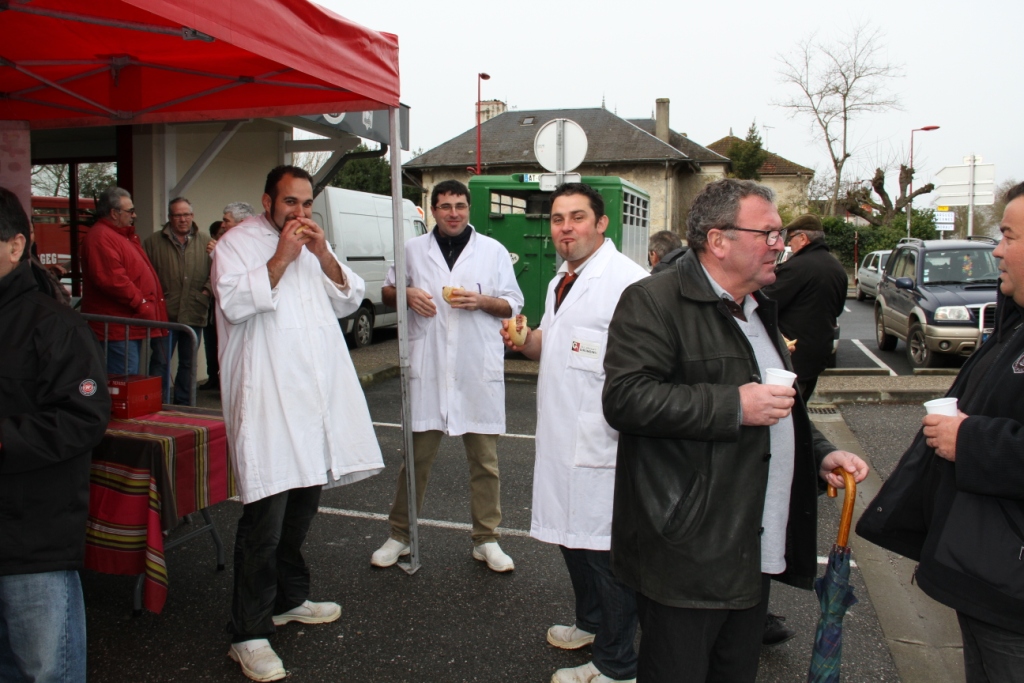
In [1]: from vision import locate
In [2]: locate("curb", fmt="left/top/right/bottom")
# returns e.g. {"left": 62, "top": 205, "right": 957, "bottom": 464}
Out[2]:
{"left": 814, "top": 389, "right": 949, "bottom": 404}
{"left": 358, "top": 364, "right": 401, "bottom": 388}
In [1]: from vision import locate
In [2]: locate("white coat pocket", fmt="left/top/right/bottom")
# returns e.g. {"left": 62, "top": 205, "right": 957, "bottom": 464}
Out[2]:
{"left": 573, "top": 412, "right": 619, "bottom": 469}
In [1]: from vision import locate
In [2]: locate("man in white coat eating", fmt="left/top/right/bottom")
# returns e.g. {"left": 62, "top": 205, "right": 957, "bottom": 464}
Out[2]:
{"left": 501, "top": 183, "right": 648, "bottom": 683}
{"left": 213, "top": 165, "right": 384, "bottom": 682}
{"left": 371, "top": 179, "right": 524, "bottom": 572}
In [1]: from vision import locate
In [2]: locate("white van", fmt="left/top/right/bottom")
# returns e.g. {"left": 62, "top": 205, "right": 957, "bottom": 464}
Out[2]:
{"left": 311, "top": 187, "right": 427, "bottom": 347}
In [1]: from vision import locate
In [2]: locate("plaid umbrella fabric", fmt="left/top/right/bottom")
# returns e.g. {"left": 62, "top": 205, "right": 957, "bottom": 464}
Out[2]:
{"left": 807, "top": 468, "right": 858, "bottom": 683}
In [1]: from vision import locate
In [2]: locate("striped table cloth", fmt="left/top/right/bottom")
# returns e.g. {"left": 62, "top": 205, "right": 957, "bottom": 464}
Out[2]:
{"left": 85, "top": 408, "right": 234, "bottom": 613}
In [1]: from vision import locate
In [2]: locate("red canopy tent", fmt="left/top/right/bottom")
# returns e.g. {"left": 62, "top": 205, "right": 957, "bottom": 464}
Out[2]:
{"left": 0, "top": 0, "right": 399, "bottom": 128}
{"left": 2, "top": 0, "right": 426, "bottom": 572}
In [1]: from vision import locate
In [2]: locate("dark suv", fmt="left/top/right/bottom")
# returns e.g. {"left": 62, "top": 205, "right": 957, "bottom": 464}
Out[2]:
{"left": 875, "top": 237, "right": 1000, "bottom": 369}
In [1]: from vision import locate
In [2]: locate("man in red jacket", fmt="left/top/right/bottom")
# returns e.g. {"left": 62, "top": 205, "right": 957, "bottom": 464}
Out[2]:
{"left": 81, "top": 187, "right": 168, "bottom": 374}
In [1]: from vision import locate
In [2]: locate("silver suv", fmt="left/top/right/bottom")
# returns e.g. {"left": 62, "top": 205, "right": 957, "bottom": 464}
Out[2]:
{"left": 875, "top": 237, "right": 1000, "bottom": 369}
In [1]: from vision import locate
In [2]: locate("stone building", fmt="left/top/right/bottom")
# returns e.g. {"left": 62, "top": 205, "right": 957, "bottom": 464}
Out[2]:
{"left": 404, "top": 99, "right": 728, "bottom": 237}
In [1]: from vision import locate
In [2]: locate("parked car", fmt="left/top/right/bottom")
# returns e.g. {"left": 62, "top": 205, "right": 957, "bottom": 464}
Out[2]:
{"left": 855, "top": 249, "right": 891, "bottom": 300}
{"left": 875, "top": 237, "right": 1000, "bottom": 368}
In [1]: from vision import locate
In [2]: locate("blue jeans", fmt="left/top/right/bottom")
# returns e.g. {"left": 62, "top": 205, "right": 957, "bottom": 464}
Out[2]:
{"left": 105, "top": 339, "right": 141, "bottom": 376}
{"left": 958, "top": 611, "right": 1024, "bottom": 683}
{"left": 560, "top": 546, "right": 638, "bottom": 680}
{"left": 0, "top": 570, "right": 86, "bottom": 683}
{"left": 229, "top": 486, "right": 323, "bottom": 642}
{"left": 149, "top": 327, "right": 202, "bottom": 405}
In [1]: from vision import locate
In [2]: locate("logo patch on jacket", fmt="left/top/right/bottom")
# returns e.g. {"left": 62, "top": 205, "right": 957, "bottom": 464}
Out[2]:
{"left": 1014, "top": 351, "right": 1024, "bottom": 374}
{"left": 80, "top": 379, "right": 98, "bottom": 396}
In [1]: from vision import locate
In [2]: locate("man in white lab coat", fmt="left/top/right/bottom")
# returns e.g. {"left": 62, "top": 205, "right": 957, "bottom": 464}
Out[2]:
{"left": 213, "top": 166, "right": 384, "bottom": 682}
{"left": 371, "top": 179, "right": 524, "bottom": 572}
{"left": 502, "top": 183, "right": 647, "bottom": 683}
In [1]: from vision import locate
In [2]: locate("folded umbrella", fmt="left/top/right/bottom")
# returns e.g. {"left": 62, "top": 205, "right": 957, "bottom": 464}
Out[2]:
{"left": 807, "top": 468, "right": 859, "bottom": 683}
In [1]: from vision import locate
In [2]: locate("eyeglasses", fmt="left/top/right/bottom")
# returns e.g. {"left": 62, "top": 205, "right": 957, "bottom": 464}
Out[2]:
{"left": 786, "top": 232, "right": 806, "bottom": 245}
{"left": 115, "top": 207, "right": 137, "bottom": 215}
{"left": 170, "top": 212, "right": 194, "bottom": 219}
{"left": 435, "top": 203, "right": 469, "bottom": 212}
{"left": 726, "top": 226, "right": 787, "bottom": 246}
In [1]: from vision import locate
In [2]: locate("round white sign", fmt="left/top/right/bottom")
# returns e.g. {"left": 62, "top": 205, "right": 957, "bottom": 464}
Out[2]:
{"left": 533, "top": 118, "right": 588, "bottom": 173}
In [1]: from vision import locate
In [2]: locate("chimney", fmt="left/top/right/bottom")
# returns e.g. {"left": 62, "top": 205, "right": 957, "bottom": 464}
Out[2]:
{"left": 655, "top": 98, "right": 670, "bottom": 143}
{"left": 479, "top": 100, "right": 507, "bottom": 124}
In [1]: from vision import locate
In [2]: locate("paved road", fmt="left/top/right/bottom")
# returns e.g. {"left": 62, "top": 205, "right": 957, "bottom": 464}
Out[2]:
{"left": 84, "top": 379, "right": 910, "bottom": 683}
{"left": 835, "top": 299, "right": 966, "bottom": 376}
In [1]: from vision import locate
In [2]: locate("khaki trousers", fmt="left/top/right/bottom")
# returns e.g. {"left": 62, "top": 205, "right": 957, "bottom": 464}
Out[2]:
{"left": 388, "top": 431, "right": 501, "bottom": 545}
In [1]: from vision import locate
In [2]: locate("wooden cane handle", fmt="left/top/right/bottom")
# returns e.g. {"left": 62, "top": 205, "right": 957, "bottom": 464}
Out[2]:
{"left": 827, "top": 467, "right": 857, "bottom": 549}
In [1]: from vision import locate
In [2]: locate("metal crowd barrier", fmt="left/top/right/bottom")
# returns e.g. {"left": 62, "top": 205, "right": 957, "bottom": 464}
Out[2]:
{"left": 79, "top": 314, "right": 201, "bottom": 407}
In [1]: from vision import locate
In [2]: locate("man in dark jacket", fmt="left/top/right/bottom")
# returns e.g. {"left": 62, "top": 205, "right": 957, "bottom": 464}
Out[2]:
{"left": 858, "top": 182, "right": 1024, "bottom": 681}
{"left": 0, "top": 186, "right": 110, "bottom": 682}
{"left": 762, "top": 214, "right": 847, "bottom": 403}
{"left": 144, "top": 197, "right": 212, "bottom": 404}
{"left": 648, "top": 230, "right": 688, "bottom": 274}
{"left": 603, "top": 178, "right": 867, "bottom": 683}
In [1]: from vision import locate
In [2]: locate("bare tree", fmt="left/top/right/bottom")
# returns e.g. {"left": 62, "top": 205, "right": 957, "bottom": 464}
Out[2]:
{"left": 777, "top": 23, "right": 902, "bottom": 216}
{"left": 841, "top": 165, "right": 934, "bottom": 226}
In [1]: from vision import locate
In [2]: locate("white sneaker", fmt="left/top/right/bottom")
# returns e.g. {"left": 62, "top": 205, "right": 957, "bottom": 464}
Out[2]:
{"left": 551, "top": 661, "right": 599, "bottom": 683}
{"left": 272, "top": 599, "right": 341, "bottom": 626}
{"left": 472, "top": 542, "right": 514, "bottom": 572}
{"left": 228, "top": 639, "right": 286, "bottom": 682}
{"left": 547, "top": 624, "right": 596, "bottom": 650}
{"left": 371, "top": 538, "right": 410, "bottom": 567}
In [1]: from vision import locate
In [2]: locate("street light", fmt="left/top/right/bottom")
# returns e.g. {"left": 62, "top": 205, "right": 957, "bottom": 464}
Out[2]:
{"left": 474, "top": 72, "right": 491, "bottom": 176}
{"left": 909, "top": 125, "right": 937, "bottom": 237}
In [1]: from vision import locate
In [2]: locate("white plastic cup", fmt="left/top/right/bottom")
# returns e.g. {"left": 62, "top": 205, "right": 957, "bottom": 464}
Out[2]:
{"left": 764, "top": 368, "right": 797, "bottom": 387}
{"left": 924, "top": 397, "right": 958, "bottom": 416}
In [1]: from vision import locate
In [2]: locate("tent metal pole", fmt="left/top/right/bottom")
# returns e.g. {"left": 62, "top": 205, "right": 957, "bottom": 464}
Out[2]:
{"left": 389, "top": 106, "right": 420, "bottom": 574}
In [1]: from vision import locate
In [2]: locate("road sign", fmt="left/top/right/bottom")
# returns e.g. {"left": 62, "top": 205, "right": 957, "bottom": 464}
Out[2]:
{"left": 534, "top": 118, "right": 588, "bottom": 174}
{"left": 934, "top": 160, "right": 996, "bottom": 206}
{"left": 935, "top": 211, "right": 955, "bottom": 224}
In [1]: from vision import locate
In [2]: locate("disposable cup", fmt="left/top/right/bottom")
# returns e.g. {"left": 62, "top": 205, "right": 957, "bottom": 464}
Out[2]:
{"left": 764, "top": 368, "right": 797, "bottom": 387}
{"left": 924, "top": 397, "right": 958, "bottom": 416}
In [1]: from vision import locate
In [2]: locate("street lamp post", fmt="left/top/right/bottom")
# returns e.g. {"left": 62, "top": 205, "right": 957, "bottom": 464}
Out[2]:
{"left": 475, "top": 72, "right": 490, "bottom": 176}
{"left": 909, "top": 124, "right": 937, "bottom": 237}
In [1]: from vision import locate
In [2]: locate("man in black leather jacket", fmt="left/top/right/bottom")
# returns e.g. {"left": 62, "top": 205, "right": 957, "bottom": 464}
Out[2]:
{"left": 858, "top": 182, "right": 1024, "bottom": 681}
{"left": 603, "top": 178, "right": 867, "bottom": 683}
{"left": 0, "top": 186, "right": 110, "bottom": 682}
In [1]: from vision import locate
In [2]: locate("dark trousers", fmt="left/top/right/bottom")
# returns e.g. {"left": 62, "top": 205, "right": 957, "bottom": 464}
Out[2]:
{"left": 560, "top": 546, "right": 638, "bottom": 680}
{"left": 203, "top": 305, "right": 219, "bottom": 387}
{"left": 229, "top": 486, "right": 322, "bottom": 643}
{"left": 149, "top": 326, "right": 203, "bottom": 405}
{"left": 958, "top": 611, "right": 1024, "bottom": 683}
{"left": 636, "top": 574, "right": 771, "bottom": 683}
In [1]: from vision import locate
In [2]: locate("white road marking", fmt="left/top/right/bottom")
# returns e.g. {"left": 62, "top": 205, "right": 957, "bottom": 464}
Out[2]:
{"left": 844, "top": 305, "right": 852, "bottom": 313}
{"left": 318, "top": 507, "right": 856, "bottom": 564}
{"left": 851, "top": 339, "right": 897, "bottom": 376}
{"left": 372, "top": 422, "right": 535, "bottom": 439}
{"left": 317, "top": 506, "right": 532, "bottom": 537}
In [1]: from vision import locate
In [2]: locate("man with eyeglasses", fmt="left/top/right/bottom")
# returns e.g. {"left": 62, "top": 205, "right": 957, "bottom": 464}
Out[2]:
{"left": 603, "top": 178, "right": 867, "bottom": 682}
{"left": 372, "top": 179, "right": 524, "bottom": 572}
{"left": 81, "top": 186, "right": 168, "bottom": 375}
{"left": 143, "top": 197, "right": 213, "bottom": 404}
{"left": 762, "top": 214, "right": 848, "bottom": 405}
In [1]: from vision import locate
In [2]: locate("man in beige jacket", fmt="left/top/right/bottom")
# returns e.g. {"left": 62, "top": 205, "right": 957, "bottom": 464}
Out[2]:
{"left": 144, "top": 196, "right": 212, "bottom": 404}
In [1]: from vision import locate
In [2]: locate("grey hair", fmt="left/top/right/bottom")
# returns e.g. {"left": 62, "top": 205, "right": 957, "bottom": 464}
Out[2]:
{"left": 95, "top": 187, "right": 132, "bottom": 219}
{"left": 648, "top": 230, "right": 683, "bottom": 258}
{"left": 686, "top": 179, "right": 775, "bottom": 253}
{"left": 223, "top": 201, "right": 255, "bottom": 222}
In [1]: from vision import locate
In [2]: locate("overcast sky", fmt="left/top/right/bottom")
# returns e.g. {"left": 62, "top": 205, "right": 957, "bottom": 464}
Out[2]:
{"left": 317, "top": 0, "right": 1022, "bottom": 206}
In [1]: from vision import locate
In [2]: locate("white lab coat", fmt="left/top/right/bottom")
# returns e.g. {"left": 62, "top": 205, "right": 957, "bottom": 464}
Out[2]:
{"left": 531, "top": 239, "right": 648, "bottom": 550}
{"left": 385, "top": 228, "right": 523, "bottom": 435}
{"left": 213, "top": 215, "right": 384, "bottom": 504}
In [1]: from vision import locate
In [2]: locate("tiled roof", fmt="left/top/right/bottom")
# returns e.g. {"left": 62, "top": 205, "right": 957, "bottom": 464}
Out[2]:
{"left": 705, "top": 135, "right": 814, "bottom": 176}
{"left": 406, "top": 107, "right": 718, "bottom": 169}
{"left": 627, "top": 119, "right": 728, "bottom": 164}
